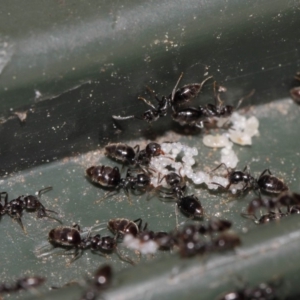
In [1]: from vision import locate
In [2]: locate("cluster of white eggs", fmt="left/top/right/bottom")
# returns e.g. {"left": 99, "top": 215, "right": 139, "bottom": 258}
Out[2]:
{"left": 149, "top": 112, "right": 259, "bottom": 194}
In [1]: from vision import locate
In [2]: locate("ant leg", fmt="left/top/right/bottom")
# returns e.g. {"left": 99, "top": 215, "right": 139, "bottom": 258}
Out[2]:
{"left": 37, "top": 186, "right": 53, "bottom": 197}
{"left": 235, "top": 89, "right": 255, "bottom": 111}
{"left": 115, "top": 247, "right": 136, "bottom": 265}
{"left": 137, "top": 97, "right": 156, "bottom": 109}
{"left": 72, "top": 224, "right": 81, "bottom": 231}
{"left": 145, "top": 86, "right": 163, "bottom": 104}
{"left": 241, "top": 212, "right": 259, "bottom": 224}
{"left": 210, "top": 163, "right": 229, "bottom": 174}
{"left": 209, "top": 182, "right": 229, "bottom": 190}
{"left": 0, "top": 192, "right": 8, "bottom": 205}
{"left": 66, "top": 249, "right": 83, "bottom": 266}
{"left": 259, "top": 168, "right": 272, "bottom": 179}
{"left": 175, "top": 204, "right": 179, "bottom": 229}
{"left": 95, "top": 190, "right": 119, "bottom": 204}
{"left": 170, "top": 72, "right": 184, "bottom": 102}
{"left": 15, "top": 216, "right": 28, "bottom": 235}
{"left": 123, "top": 188, "right": 133, "bottom": 205}
{"left": 133, "top": 218, "right": 143, "bottom": 230}
{"left": 195, "top": 121, "right": 204, "bottom": 128}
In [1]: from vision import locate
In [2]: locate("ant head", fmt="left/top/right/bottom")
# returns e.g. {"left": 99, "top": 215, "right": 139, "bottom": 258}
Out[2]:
{"left": 165, "top": 172, "right": 182, "bottom": 186}
{"left": 146, "top": 142, "right": 164, "bottom": 156}
{"left": 100, "top": 236, "right": 116, "bottom": 251}
{"left": 142, "top": 110, "right": 159, "bottom": 123}
{"left": 23, "top": 195, "right": 40, "bottom": 210}
{"left": 219, "top": 105, "right": 234, "bottom": 117}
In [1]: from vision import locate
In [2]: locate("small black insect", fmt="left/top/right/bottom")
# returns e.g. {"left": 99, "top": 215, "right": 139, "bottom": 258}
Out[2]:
{"left": 210, "top": 163, "right": 255, "bottom": 193}
{"left": 198, "top": 218, "right": 232, "bottom": 235}
{"left": 243, "top": 192, "right": 300, "bottom": 224}
{"left": 210, "top": 165, "right": 288, "bottom": 196}
{"left": 105, "top": 142, "right": 164, "bottom": 167}
{"left": 158, "top": 171, "right": 203, "bottom": 218}
{"left": 112, "top": 74, "right": 212, "bottom": 123}
{"left": 108, "top": 217, "right": 146, "bottom": 238}
{"left": 159, "top": 171, "right": 186, "bottom": 199}
{"left": 0, "top": 276, "right": 45, "bottom": 294}
{"left": 81, "top": 264, "right": 112, "bottom": 300}
{"left": 0, "top": 187, "right": 60, "bottom": 233}
{"left": 172, "top": 84, "right": 254, "bottom": 128}
{"left": 174, "top": 220, "right": 239, "bottom": 258}
{"left": 86, "top": 166, "right": 153, "bottom": 202}
{"left": 48, "top": 224, "right": 134, "bottom": 264}
{"left": 218, "top": 281, "right": 279, "bottom": 300}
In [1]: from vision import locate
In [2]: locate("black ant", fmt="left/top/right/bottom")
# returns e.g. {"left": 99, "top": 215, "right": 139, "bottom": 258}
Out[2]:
{"left": 108, "top": 217, "right": 147, "bottom": 238}
{"left": 290, "top": 72, "right": 300, "bottom": 104}
{"left": 86, "top": 166, "right": 153, "bottom": 202}
{"left": 105, "top": 142, "right": 164, "bottom": 167}
{"left": 159, "top": 172, "right": 186, "bottom": 199}
{"left": 210, "top": 163, "right": 255, "bottom": 193}
{"left": 108, "top": 217, "right": 171, "bottom": 253}
{"left": 47, "top": 224, "right": 134, "bottom": 264}
{"left": 81, "top": 264, "right": 112, "bottom": 300}
{"left": 158, "top": 171, "right": 203, "bottom": 218}
{"left": 174, "top": 219, "right": 239, "bottom": 258}
{"left": 0, "top": 187, "right": 61, "bottom": 233}
{"left": 242, "top": 192, "right": 300, "bottom": 224}
{"left": 112, "top": 74, "right": 212, "bottom": 123}
{"left": 172, "top": 83, "right": 254, "bottom": 128}
{"left": 210, "top": 164, "right": 288, "bottom": 195}
{"left": 218, "top": 281, "right": 279, "bottom": 300}
{"left": 0, "top": 276, "right": 45, "bottom": 294}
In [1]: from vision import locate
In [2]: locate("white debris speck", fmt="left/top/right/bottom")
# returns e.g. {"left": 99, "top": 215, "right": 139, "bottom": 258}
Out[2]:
{"left": 123, "top": 234, "right": 159, "bottom": 254}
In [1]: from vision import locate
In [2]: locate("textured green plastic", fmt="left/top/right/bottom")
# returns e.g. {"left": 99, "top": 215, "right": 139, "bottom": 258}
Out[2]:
{"left": 0, "top": 0, "right": 300, "bottom": 299}
{"left": 0, "top": 99, "right": 298, "bottom": 300}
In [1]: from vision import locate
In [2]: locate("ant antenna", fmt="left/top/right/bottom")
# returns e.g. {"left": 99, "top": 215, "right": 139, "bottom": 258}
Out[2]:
{"left": 36, "top": 186, "right": 53, "bottom": 197}
{"left": 171, "top": 72, "right": 184, "bottom": 102}
{"left": 235, "top": 89, "right": 255, "bottom": 111}
{"left": 137, "top": 96, "right": 156, "bottom": 109}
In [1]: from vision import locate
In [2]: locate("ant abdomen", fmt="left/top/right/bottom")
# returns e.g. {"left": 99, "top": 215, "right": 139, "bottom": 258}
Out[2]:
{"left": 105, "top": 143, "right": 136, "bottom": 164}
{"left": 172, "top": 107, "right": 205, "bottom": 128}
{"left": 48, "top": 226, "right": 82, "bottom": 247}
{"left": 108, "top": 218, "right": 142, "bottom": 237}
{"left": 177, "top": 195, "right": 203, "bottom": 218}
{"left": 86, "top": 165, "right": 121, "bottom": 188}
{"left": 256, "top": 169, "right": 288, "bottom": 194}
